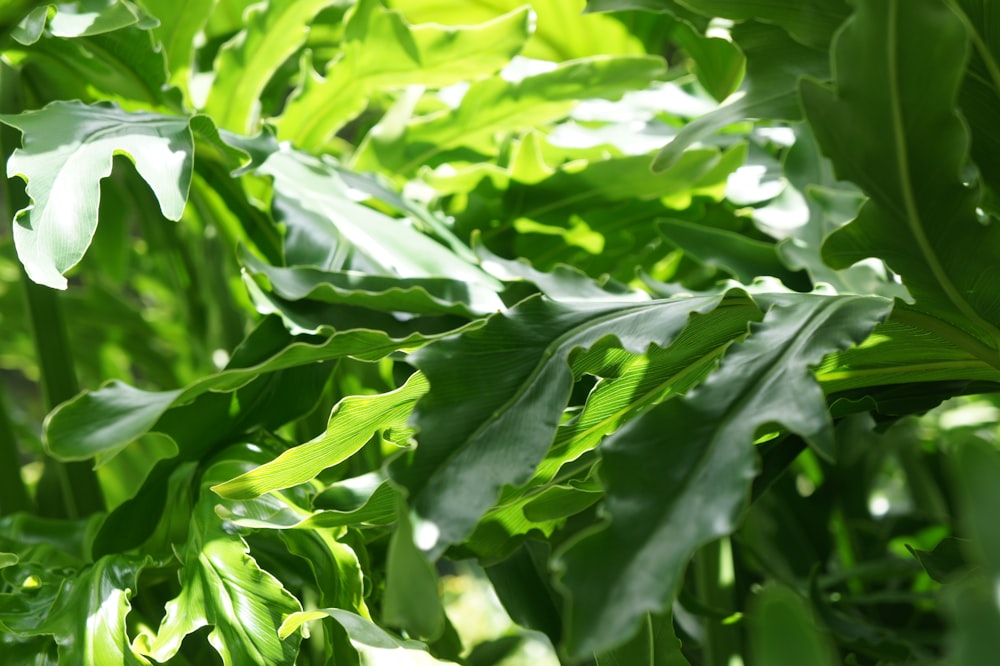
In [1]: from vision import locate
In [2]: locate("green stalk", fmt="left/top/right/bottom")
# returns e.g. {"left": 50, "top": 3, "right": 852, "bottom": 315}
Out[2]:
{"left": 21, "top": 273, "right": 105, "bottom": 518}
{"left": 693, "top": 538, "right": 742, "bottom": 666}
{"left": 1, "top": 59, "right": 103, "bottom": 519}
{"left": 0, "top": 383, "right": 32, "bottom": 514}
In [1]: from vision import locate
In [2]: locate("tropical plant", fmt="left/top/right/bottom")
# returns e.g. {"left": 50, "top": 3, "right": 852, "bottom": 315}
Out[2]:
{"left": 1, "top": 0, "right": 999, "bottom": 664}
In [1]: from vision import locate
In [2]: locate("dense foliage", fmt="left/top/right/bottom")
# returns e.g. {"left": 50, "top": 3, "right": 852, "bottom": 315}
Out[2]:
{"left": 2, "top": 0, "right": 1000, "bottom": 664}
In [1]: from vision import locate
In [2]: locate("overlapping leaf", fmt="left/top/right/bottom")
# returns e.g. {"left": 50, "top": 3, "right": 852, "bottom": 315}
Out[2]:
{"left": 353, "top": 54, "right": 667, "bottom": 176}
{"left": 203, "top": 0, "right": 334, "bottom": 133}
{"left": 276, "top": 0, "right": 531, "bottom": 150}
{"left": 555, "top": 292, "right": 889, "bottom": 656}
{"left": 392, "top": 290, "right": 765, "bottom": 559}
{"left": 137, "top": 448, "right": 301, "bottom": 665}
{"left": 212, "top": 372, "right": 428, "bottom": 499}
{"left": 802, "top": 0, "right": 1000, "bottom": 364}
{"left": 45, "top": 315, "right": 439, "bottom": 462}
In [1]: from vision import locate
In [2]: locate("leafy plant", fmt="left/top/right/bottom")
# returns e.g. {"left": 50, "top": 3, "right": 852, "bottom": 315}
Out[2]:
{"left": 2, "top": 0, "right": 999, "bottom": 664}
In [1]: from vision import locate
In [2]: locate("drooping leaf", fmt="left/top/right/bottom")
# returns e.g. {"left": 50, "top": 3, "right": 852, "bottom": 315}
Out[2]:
{"left": 383, "top": 501, "right": 446, "bottom": 640}
{"left": 555, "top": 292, "right": 889, "bottom": 657}
{"left": 12, "top": 0, "right": 155, "bottom": 45}
{"left": 139, "top": 0, "right": 216, "bottom": 105}
{"left": 212, "top": 372, "right": 428, "bottom": 499}
{"left": 276, "top": 0, "right": 531, "bottom": 150}
{"left": 279, "top": 608, "right": 459, "bottom": 665}
{"left": 802, "top": 0, "right": 1000, "bottom": 364}
{"left": 44, "top": 315, "right": 440, "bottom": 462}
{"left": 0, "top": 101, "right": 193, "bottom": 288}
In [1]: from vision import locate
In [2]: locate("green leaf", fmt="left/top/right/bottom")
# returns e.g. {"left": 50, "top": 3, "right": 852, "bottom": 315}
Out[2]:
{"left": 138, "top": 447, "right": 301, "bottom": 665}
{"left": 677, "top": 0, "right": 848, "bottom": 50}
{"left": 0, "top": 545, "right": 151, "bottom": 665}
{"left": 203, "top": 0, "right": 334, "bottom": 133}
{"left": 0, "top": 552, "right": 18, "bottom": 568}
{"left": 653, "top": 22, "right": 827, "bottom": 171}
{"left": 802, "top": 0, "right": 1000, "bottom": 363}
{"left": 396, "top": 0, "right": 645, "bottom": 62}
{"left": 555, "top": 292, "right": 889, "bottom": 657}
{"left": 384, "top": 499, "right": 446, "bottom": 640}
{"left": 353, "top": 54, "right": 667, "bottom": 175}
{"left": 241, "top": 248, "right": 502, "bottom": 318}
{"left": 275, "top": 0, "right": 531, "bottom": 150}
{"left": 260, "top": 148, "right": 503, "bottom": 293}
{"left": 44, "top": 315, "right": 438, "bottom": 462}
{"left": 0, "top": 101, "right": 193, "bottom": 289}
{"left": 279, "top": 609, "right": 459, "bottom": 664}
{"left": 748, "top": 584, "right": 838, "bottom": 666}
{"left": 212, "top": 372, "right": 428, "bottom": 499}
{"left": 139, "top": 0, "right": 216, "bottom": 105}
{"left": 657, "top": 218, "right": 803, "bottom": 285}
{"left": 670, "top": 19, "right": 744, "bottom": 102}
{"left": 393, "top": 291, "right": 752, "bottom": 558}
{"left": 13, "top": 0, "right": 155, "bottom": 45}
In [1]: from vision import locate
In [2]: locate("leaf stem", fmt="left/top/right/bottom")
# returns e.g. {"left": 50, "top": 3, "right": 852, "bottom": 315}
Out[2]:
{"left": 692, "top": 538, "right": 742, "bottom": 666}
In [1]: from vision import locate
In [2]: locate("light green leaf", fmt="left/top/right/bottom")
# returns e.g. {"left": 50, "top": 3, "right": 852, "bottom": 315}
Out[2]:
{"left": 276, "top": 0, "right": 531, "bottom": 150}
{"left": 393, "top": 290, "right": 752, "bottom": 559}
{"left": 138, "top": 448, "right": 301, "bottom": 665}
{"left": 203, "top": 0, "right": 334, "bottom": 133}
{"left": 802, "top": 0, "right": 1000, "bottom": 363}
{"left": 139, "top": 0, "right": 216, "bottom": 105}
{"left": 0, "top": 101, "right": 193, "bottom": 289}
{"left": 0, "top": 552, "right": 18, "bottom": 568}
{"left": 353, "top": 54, "right": 667, "bottom": 175}
{"left": 241, "top": 248, "right": 502, "bottom": 318}
{"left": 212, "top": 372, "right": 428, "bottom": 499}
{"left": 279, "top": 609, "right": 459, "bottom": 664}
{"left": 260, "top": 148, "right": 503, "bottom": 293}
{"left": 748, "top": 584, "right": 838, "bottom": 666}
{"left": 395, "top": 0, "right": 646, "bottom": 62}
{"left": 220, "top": 479, "right": 398, "bottom": 529}
{"left": 556, "top": 292, "right": 889, "bottom": 657}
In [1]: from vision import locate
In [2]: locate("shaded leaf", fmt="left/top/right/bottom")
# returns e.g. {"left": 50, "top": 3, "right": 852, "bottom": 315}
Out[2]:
{"left": 748, "top": 584, "right": 837, "bottom": 666}
{"left": 556, "top": 292, "right": 889, "bottom": 656}
{"left": 802, "top": 0, "right": 1000, "bottom": 363}
{"left": 393, "top": 290, "right": 753, "bottom": 558}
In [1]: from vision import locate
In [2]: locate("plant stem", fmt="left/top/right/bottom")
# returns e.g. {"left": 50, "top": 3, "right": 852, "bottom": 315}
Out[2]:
{"left": 20, "top": 269, "right": 105, "bottom": 518}
{"left": 0, "top": 382, "right": 32, "bottom": 515}
{"left": 693, "top": 538, "right": 742, "bottom": 666}
{"left": 1, "top": 58, "right": 103, "bottom": 519}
